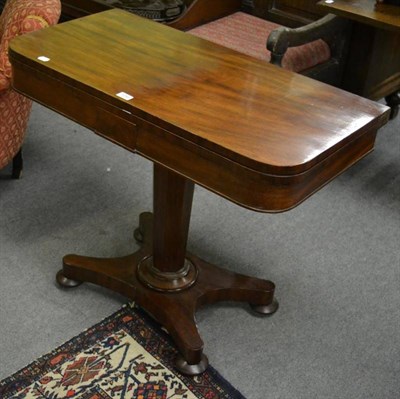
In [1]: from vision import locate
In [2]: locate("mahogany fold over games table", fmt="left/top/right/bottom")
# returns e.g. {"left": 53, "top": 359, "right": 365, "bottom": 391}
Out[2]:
{"left": 9, "top": 10, "right": 389, "bottom": 375}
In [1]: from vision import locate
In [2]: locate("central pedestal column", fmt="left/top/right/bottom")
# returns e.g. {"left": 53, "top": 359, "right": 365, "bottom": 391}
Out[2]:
{"left": 137, "top": 164, "right": 198, "bottom": 292}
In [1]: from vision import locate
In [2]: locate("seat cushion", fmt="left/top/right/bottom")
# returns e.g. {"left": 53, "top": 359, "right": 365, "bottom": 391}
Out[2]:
{"left": 188, "top": 12, "right": 331, "bottom": 73}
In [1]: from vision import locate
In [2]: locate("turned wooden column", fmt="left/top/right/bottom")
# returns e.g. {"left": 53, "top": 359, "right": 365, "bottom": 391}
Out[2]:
{"left": 137, "top": 164, "right": 198, "bottom": 292}
{"left": 153, "top": 164, "right": 193, "bottom": 271}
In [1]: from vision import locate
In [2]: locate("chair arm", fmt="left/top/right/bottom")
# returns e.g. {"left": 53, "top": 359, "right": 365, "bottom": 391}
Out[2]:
{"left": 267, "top": 14, "right": 350, "bottom": 67}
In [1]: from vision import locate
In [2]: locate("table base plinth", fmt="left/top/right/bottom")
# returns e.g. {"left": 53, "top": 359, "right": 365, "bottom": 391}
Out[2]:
{"left": 57, "top": 212, "right": 278, "bottom": 375}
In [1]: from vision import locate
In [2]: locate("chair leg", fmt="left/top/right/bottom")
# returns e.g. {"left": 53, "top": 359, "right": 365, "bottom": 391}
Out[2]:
{"left": 385, "top": 91, "right": 399, "bottom": 120}
{"left": 12, "top": 148, "right": 23, "bottom": 179}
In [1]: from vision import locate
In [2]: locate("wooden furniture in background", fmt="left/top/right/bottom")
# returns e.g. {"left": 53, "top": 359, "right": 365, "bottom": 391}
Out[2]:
{"left": 59, "top": 0, "right": 109, "bottom": 20}
{"left": 59, "top": 0, "right": 193, "bottom": 21}
{"left": 318, "top": 0, "right": 400, "bottom": 118}
{"left": 250, "top": 0, "right": 325, "bottom": 26}
{"left": 318, "top": 0, "right": 400, "bottom": 28}
{"left": 58, "top": 0, "right": 326, "bottom": 24}
{"left": 9, "top": 9, "right": 389, "bottom": 374}
{"left": 59, "top": 0, "right": 325, "bottom": 22}
{"left": 376, "top": 0, "right": 400, "bottom": 6}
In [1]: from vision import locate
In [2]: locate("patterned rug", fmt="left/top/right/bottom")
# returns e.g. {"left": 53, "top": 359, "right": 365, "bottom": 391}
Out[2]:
{"left": 0, "top": 304, "right": 245, "bottom": 399}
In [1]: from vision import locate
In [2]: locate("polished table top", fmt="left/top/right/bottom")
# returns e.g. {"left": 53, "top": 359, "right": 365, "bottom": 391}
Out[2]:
{"left": 318, "top": 0, "right": 400, "bottom": 31}
{"left": 9, "top": 9, "right": 389, "bottom": 211}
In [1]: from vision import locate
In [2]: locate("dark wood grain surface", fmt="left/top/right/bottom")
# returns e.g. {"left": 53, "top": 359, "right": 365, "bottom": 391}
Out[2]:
{"left": 9, "top": 10, "right": 389, "bottom": 211}
{"left": 318, "top": 0, "right": 400, "bottom": 31}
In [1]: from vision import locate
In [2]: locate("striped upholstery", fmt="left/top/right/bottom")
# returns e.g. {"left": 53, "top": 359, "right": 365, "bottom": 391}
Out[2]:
{"left": 0, "top": 0, "right": 61, "bottom": 171}
{"left": 189, "top": 12, "right": 331, "bottom": 73}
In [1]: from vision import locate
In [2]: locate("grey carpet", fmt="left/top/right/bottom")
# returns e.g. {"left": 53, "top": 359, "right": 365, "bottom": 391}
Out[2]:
{"left": 0, "top": 101, "right": 399, "bottom": 399}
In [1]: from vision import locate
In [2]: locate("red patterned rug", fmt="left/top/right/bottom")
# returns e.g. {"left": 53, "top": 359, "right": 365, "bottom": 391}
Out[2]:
{"left": 0, "top": 304, "right": 245, "bottom": 399}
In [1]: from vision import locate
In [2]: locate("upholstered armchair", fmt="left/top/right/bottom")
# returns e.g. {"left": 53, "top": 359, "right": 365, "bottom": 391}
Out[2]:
{"left": 169, "top": 0, "right": 350, "bottom": 87}
{"left": 0, "top": 0, "right": 61, "bottom": 178}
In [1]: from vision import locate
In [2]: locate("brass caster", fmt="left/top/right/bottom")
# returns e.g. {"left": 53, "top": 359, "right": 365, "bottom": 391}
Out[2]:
{"left": 56, "top": 270, "right": 82, "bottom": 288}
{"left": 175, "top": 353, "right": 209, "bottom": 376}
{"left": 250, "top": 298, "right": 279, "bottom": 316}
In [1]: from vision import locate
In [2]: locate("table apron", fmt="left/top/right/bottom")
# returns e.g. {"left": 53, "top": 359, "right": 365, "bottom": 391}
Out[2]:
{"left": 11, "top": 59, "right": 138, "bottom": 152}
{"left": 135, "top": 121, "right": 377, "bottom": 213}
{"left": 11, "top": 58, "right": 378, "bottom": 213}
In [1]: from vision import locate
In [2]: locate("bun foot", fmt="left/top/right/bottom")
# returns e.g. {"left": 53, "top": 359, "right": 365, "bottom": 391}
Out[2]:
{"left": 250, "top": 298, "right": 279, "bottom": 316}
{"left": 175, "top": 353, "right": 209, "bottom": 376}
{"left": 56, "top": 270, "right": 82, "bottom": 288}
